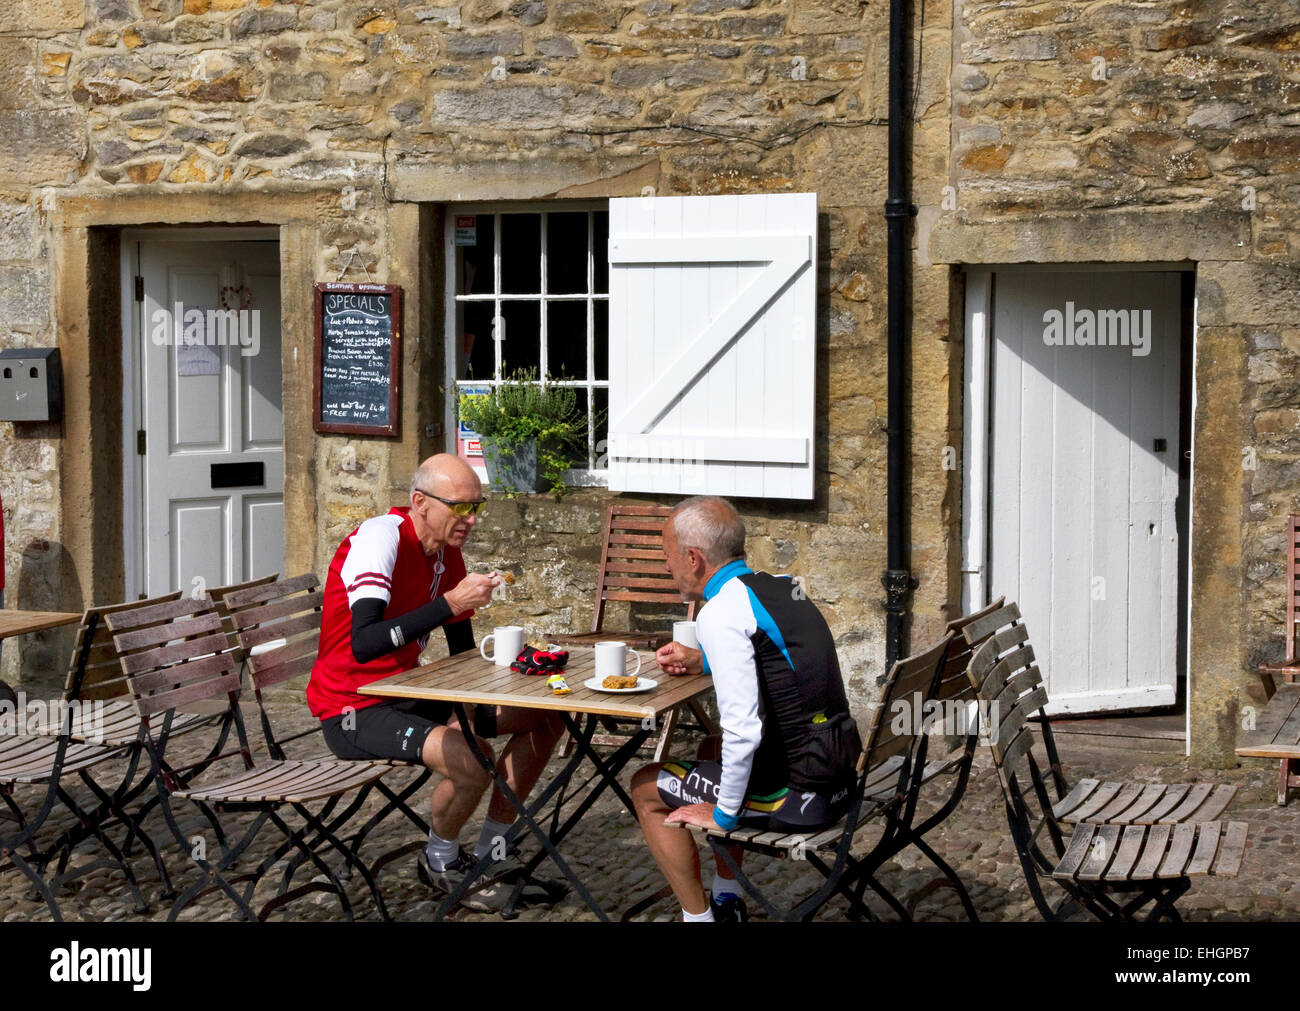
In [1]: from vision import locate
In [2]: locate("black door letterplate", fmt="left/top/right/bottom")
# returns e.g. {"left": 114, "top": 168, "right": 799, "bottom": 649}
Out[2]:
{"left": 210, "top": 462, "right": 265, "bottom": 488}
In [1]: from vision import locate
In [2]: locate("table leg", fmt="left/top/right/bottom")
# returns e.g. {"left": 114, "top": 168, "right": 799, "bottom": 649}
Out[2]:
{"left": 433, "top": 703, "right": 609, "bottom": 921}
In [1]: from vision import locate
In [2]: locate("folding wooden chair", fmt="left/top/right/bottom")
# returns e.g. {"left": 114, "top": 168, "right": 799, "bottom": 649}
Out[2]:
{"left": 635, "top": 598, "right": 1011, "bottom": 922}
{"left": 963, "top": 601, "right": 1248, "bottom": 921}
{"left": 0, "top": 594, "right": 189, "bottom": 919}
{"left": 108, "top": 595, "right": 399, "bottom": 921}
{"left": 223, "top": 573, "right": 432, "bottom": 920}
{"left": 548, "top": 501, "right": 711, "bottom": 759}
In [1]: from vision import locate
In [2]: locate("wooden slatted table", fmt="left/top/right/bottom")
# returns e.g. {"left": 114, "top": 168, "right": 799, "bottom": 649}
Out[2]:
{"left": 0, "top": 609, "right": 82, "bottom": 700}
{"left": 1236, "top": 682, "right": 1300, "bottom": 804}
{"left": 360, "top": 648, "right": 711, "bottom": 921}
{"left": 0, "top": 610, "right": 81, "bottom": 640}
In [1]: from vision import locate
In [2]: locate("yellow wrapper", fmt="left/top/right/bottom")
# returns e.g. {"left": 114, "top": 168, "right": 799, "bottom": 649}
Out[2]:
{"left": 547, "top": 674, "right": 571, "bottom": 695}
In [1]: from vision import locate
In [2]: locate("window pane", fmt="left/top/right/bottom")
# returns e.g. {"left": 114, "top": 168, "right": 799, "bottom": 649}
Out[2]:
{"left": 461, "top": 301, "right": 496, "bottom": 380}
{"left": 500, "top": 300, "right": 540, "bottom": 375}
{"left": 457, "top": 217, "right": 494, "bottom": 295}
{"left": 593, "top": 299, "right": 608, "bottom": 380}
{"left": 593, "top": 211, "right": 609, "bottom": 294}
{"left": 566, "top": 388, "right": 590, "bottom": 467}
{"left": 547, "top": 212, "right": 589, "bottom": 294}
{"left": 500, "top": 214, "right": 541, "bottom": 294}
{"left": 547, "top": 301, "right": 588, "bottom": 380}
{"left": 592, "top": 387, "right": 608, "bottom": 469}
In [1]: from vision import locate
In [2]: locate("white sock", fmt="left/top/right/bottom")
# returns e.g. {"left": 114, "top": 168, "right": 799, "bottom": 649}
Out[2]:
{"left": 474, "top": 817, "right": 514, "bottom": 861}
{"left": 425, "top": 830, "right": 460, "bottom": 871}
{"left": 683, "top": 905, "right": 716, "bottom": 922}
{"left": 711, "top": 870, "right": 740, "bottom": 901}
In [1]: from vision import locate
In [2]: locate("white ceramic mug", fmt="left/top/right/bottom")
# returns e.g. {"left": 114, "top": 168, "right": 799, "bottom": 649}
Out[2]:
{"left": 480, "top": 625, "right": 525, "bottom": 666}
{"left": 672, "top": 621, "right": 699, "bottom": 650}
{"left": 595, "top": 640, "right": 643, "bottom": 679}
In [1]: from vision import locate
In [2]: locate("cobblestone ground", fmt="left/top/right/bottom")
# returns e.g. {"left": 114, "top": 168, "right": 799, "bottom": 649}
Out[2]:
{"left": 1, "top": 685, "right": 1292, "bottom": 923}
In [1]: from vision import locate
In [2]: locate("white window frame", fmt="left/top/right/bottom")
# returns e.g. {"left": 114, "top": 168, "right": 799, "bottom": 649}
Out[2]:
{"left": 443, "top": 201, "right": 610, "bottom": 485}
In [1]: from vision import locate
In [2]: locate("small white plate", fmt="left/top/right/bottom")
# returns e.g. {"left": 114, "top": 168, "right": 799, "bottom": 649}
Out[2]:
{"left": 583, "top": 676, "right": 658, "bottom": 694}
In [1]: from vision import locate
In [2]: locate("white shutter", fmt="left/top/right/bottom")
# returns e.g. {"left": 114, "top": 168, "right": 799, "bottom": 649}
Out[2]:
{"left": 607, "top": 193, "right": 817, "bottom": 500}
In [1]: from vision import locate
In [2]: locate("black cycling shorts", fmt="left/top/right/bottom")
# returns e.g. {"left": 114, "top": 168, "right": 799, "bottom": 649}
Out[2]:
{"left": 321, "top": 699, "right": 498, "bottom": 762}
{"left": 655, "top": 760, "right": 852, "bottom": 832}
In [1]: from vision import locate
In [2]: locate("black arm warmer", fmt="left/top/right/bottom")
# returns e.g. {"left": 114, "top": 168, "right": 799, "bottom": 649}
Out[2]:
{"left": 444, "top": 619, "right": 475, "bottom": 656}
{"left": 350, "top": 596, "right": 454, "bottom": 664}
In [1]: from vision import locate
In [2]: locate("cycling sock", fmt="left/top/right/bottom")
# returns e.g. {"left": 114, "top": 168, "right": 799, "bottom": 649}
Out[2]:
{"left": 474, "top": 817, "right": 514, "bottom": 861}
{"left": 711, "top": 869, "right": 740, "bottom": 902}
{"left": 425, "top": 830, "right": 460, "bottom": 871}
{"left": 683, "top": 905, "right": 716, "bottom": 922}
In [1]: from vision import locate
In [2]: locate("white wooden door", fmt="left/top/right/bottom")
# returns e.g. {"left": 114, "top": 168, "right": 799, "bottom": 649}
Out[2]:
{"left": 607, "top": 193, "right": 817, "bottom": 499}
{"left": 978, "top": 270, "right": 1182, "bottom": 714}
{"left": 136, "top": 240, "right": 284, "bottom": 596}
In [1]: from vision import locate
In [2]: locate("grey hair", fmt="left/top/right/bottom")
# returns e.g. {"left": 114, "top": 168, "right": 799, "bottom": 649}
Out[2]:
{"left": 671, "top": 496, "right": 745, "bottom": 566}
{"left": 410, "top": 462, "right": 433, "bottom": 497}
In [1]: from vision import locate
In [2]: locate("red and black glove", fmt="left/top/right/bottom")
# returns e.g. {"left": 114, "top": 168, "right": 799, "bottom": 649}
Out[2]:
{"left": 510, "top": 647, "right": 569, "bottom": 676}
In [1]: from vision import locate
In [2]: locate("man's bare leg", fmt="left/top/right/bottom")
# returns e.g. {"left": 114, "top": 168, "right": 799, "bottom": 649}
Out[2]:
{"left": 630, "top": 764, "right": 709, "bottom": 915}
{"left": 421, "top": 724, "right": 494, "bottom": 841}
{"left": 484, "top": 706, "right": 566, "bottom": 826}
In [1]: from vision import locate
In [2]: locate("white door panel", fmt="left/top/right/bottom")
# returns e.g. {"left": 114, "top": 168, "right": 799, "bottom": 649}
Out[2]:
{"left": 137, "top": 240, "right": 284, "bottom": 596}
{"left": 983, "top": 270, "right": 1182, "bottom": 714}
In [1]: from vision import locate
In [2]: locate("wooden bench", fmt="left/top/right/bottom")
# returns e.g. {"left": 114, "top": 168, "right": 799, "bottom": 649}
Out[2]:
{"left": 1245, "top": 513, "right": 1300, "bottom": 804}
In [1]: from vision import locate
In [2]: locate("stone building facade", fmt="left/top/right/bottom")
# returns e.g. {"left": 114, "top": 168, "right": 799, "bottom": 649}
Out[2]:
{"left": 0, "top": 0, "right": 1295, "bottom": 765}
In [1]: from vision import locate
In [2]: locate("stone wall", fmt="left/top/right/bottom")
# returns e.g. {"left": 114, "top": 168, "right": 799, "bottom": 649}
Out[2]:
{"left": 0, "top": 0, "right": 954, "bottom": 716}
{"left": 938, "top": 0, "right": 1300, "bottom": 764}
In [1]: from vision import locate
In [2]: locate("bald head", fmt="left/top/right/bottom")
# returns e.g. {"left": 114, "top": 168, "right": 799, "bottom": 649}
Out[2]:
{"left": 410, "top": 453, "right": 481, "bottom": 501}
{"left": 670, "top": 496, "right": 745, "bottom": 568}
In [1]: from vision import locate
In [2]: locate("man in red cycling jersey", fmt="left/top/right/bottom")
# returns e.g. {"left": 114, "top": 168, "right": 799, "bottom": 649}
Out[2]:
{"left": 309, "top": 453, "right": 564, "bottom": 911}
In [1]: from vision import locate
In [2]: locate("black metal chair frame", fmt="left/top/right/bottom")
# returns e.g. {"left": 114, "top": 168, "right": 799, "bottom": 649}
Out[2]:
{"left": 108, "top": 595, "right": 407, "bottom": 922}
{"left": 222, "top": 573, "right": 436, "bottom": 921}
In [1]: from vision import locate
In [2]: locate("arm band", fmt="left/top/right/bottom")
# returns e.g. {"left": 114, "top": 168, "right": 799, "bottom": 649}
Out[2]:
{"left": 712, "top": 807, "right": 740, "bottom": 831}
{"left": 350, "top": 596, "right": 454, "bottom": 664}
{"left": 444, "top": 619, "right": 475, "bottom": 656}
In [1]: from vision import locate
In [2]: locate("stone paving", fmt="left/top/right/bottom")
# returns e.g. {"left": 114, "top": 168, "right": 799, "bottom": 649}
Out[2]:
{"left": 2, "top": 684, "right": 1295, "bottom": 923}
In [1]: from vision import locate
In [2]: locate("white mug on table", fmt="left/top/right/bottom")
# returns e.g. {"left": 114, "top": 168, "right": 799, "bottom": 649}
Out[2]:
{"left": 480, "top": 625, "right": 525, "bottom": 666}
{"left": 595, "top": 640, "right": 642, "bottom": 679}
{"left": 672, "top": 621, "right": 699, "bottom": 650}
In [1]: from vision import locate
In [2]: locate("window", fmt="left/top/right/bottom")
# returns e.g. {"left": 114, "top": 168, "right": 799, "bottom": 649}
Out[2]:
{"left": 445, "top": 204, "right": 610, "bottom": 480}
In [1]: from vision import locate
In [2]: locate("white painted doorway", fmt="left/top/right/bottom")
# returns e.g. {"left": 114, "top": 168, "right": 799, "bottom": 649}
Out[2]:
{"left": 124, "top": 232, "right": 284, "bottom": 598}
{"left": 963, "top": 268, "right": 1186, "bottom": 715}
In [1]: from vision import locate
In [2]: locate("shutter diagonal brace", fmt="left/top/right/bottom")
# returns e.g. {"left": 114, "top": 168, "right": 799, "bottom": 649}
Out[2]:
{"left": 608, "top": 234, "right": 812, "bottom": 442}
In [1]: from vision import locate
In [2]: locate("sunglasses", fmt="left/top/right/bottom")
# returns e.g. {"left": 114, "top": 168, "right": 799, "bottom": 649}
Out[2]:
{"left": 416, "top": 490, "right": 486, "bottom": 518}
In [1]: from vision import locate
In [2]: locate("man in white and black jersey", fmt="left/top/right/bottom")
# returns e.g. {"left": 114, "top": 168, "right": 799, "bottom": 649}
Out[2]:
{"left": 631, "top": 496, "right": 862, "bottom": 922}
{"left": 308, "top": 454, "right": 565, "bottom": 912}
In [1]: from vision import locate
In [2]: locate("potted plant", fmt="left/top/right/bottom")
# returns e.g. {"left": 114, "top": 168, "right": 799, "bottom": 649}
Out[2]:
{"left": 458, "top": 369, "right": 586, "bottom": 496}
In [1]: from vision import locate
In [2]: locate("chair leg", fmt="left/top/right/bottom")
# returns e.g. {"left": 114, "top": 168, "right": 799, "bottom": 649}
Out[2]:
{"left": 652, "top": 705, "right": 680, "bottom": 763}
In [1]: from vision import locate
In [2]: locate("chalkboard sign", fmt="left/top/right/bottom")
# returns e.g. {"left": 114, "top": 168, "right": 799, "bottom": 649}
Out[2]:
{"left": 313, "top": 282, "right": 402, "bottom": 437}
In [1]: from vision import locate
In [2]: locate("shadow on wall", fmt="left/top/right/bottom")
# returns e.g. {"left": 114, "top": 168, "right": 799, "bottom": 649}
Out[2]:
{"left": 0, "top": 539, "right": 81, "bottom": 699}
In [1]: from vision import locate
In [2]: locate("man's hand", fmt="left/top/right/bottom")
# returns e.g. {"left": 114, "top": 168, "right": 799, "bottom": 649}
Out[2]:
{"left": 444, "top": 572, "right": 501, "bottom": 615}
{"left": 655, "top": 641, "right": 703, "bottom": 676}
{"left": 664, "top": 802, "right": 717, "bottom": 829}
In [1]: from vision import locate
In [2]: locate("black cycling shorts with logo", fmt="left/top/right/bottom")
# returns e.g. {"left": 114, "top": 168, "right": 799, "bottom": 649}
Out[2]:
{"left": 655, "top": 760, "right": 851, "bottom": 832}
{"left": 321, "top": 698, "right": 498, "bottom": 762}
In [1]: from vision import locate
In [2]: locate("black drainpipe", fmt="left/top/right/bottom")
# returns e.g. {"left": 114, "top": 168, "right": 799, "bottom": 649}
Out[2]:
{"left": 882, "top": 0, "right": 917, "bottom": 673}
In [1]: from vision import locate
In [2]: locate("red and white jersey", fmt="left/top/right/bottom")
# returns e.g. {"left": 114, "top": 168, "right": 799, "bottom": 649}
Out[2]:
{"left": 307, "top": 507, "right": 472, "bottom": 719}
